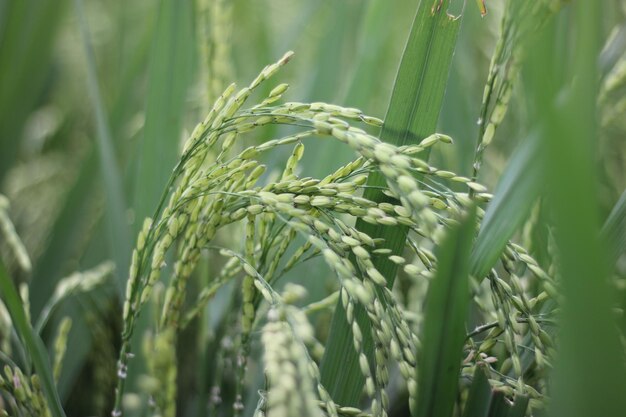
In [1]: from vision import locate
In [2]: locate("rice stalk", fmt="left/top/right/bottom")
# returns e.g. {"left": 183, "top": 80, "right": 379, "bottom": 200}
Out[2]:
{"left": 105, "top": 45, "right": 557, "bottom": 416}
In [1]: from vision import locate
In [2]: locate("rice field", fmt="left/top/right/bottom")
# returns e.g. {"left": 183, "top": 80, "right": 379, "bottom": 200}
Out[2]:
{"left": 1, "top": 1, "right": 626, "bottom": 416}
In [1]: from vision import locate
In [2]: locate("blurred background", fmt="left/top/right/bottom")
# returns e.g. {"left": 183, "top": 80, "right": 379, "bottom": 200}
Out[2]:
{"left": 1, "top": 0, "right": 625, "bottom": 415}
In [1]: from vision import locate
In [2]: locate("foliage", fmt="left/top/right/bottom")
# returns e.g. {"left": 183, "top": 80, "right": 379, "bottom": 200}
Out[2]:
{"left": 1, "top": 1, "right": 626, "bottom": 417}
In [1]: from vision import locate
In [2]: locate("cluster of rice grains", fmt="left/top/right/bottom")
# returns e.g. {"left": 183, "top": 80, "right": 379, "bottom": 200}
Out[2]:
{"left": 112, "top": 53, "right": 556, "bottom": 417}
{"left": 0, "top": 366, "right": 51, "bottom": 417}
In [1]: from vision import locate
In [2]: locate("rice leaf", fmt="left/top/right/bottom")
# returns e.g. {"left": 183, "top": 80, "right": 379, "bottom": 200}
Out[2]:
{"left": 530, "top": 3, "right": 626, "bottom": 416}
{"left": 0, "top": 260, "right": 66, "bottom": 417}
{"left": 320, "top": 0, "right": 461, "bottom": 405}
{"left": 133, "top": 0, "right": 194, "bottom": 228}
{"left": 470, "top": 133, "right": 542, "bottom": 278}
{"left": 486, "top": 391, "right": 511, "bottom": 417}
{"left": 414, "top": 206, "right": 476, "bottom": 417}
{"left": 462, "top": 365, "right": 493, "bottom": 417}
{"left": 30, "top": 3, "right": 156, "bottom": 313}
{"left": 507, "top": 396, "right": 529, "bottom": 417}
{"left": 305, "top": 0, "right": 411, "bottom": 177}
{"left": 74, "top": 0, "right": 131, "bottom": 292}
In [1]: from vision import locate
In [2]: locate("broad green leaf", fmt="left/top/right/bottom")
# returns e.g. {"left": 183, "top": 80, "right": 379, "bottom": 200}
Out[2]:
{"left": 470, "top": 133, "right": 543, "bottom": 278}
{"left": 414, "top": 206, "right": 476, "bottom": 417}
{"left": 0, "top": 260, "right": 66, "bottom": 417}
{"left": 320, "top": 0, "right": 462, "bottom": 405}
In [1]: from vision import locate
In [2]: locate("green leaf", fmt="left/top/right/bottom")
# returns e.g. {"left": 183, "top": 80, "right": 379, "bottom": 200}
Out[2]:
{"left": 0, "top": 260, "right": 67, "bottom": 417}
{"left": 470, "top": 133, "right": 543, "bottom": 278}
{"left": 74, "top": 0, "right": 131, "bottom": 293}
{"left": 529, "top": 3, "right": 626, "bottom": 417}
{"left": 462, "top": 365, "right": 493, "bottom": 417}
{"left": 507, "top": 395, "right": 529, "bottom": 417}
{"left": 126, "top": 0, "right": 195, "bottom": 395}
{"left": 133, "top": 0, "right": 194, "bottom": 228}
{"left": 486, "top": 391, "right": 511, "bottom": 417}
{"left": 414, "top": 206, "right": 476, "bottom": 417}
{"left": 320, "top": 0, "right": 462, "bottom": 406}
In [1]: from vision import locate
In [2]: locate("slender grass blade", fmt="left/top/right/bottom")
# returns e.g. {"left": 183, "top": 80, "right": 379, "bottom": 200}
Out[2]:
{"left": 470, "top": 133, "right": 542, "bottom": 278}
{"left": 74, "top": 0, "right": 131, "bottom": 293}
{"left": 530, "top": 4, "right": 626, "bottom": 417}
{"left": 414, "top": 206, "right": 476, "bottom": 417}
{"left": 321, "top": 0, "right": 462, "bottom": 405}
{"left": 507, "top": 395, "right": 529, "bottom": 417}
{"left": 133, "top": 0, "right": 194, "bottom": 228}
{"left": 486, "top": 391, "right": 511, "bottom": 417}
{"left": 0, "top": 260, "right": 66, "bottom": 417}
{"left": 462, "top": 365, "right": 493, "bottom": 417}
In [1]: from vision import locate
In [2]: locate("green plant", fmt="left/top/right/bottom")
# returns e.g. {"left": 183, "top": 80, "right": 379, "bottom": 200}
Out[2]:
{"left": 1, "top": 1, "right": 626, "bottom": 417}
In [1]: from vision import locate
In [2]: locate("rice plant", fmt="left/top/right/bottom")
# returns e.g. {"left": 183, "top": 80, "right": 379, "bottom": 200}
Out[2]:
{"left": 1, "top": 1, "right": 625, "bottom": 417}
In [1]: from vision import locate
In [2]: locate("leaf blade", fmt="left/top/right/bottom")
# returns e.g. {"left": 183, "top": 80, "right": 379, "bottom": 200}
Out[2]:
{"left": 462, "top": 365, "right": 493, "bottom": 417}
{"left": 320, "top": 0, "right": 462, "bottom": 405}
{"left": 74, "top": 0, "right": 131, "bottom": 293}
{"left": 529, "top": 4, "right": 626, "bottom": 416}
{"left": 414, "top": 206, "right": 476, "bottom": 417}
{"left": 133, "top": 0, "right": 195, "bottom": 228}
{"left": 470, "top": 133, "right": 543, "bottom": 278}
{"left": 0, "top": 260, "right": 66, "bottom": 417}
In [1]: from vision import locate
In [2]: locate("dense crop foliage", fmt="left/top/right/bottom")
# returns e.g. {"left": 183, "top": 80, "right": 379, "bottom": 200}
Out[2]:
{"left": 1, "top": 1, "right": 626, "bottom": 417}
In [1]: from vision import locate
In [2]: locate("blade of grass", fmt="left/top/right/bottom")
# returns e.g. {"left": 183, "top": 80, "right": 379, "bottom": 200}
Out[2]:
{"left": 126, "top": 0, "right": 194, "bottom": 396}
{"left": 531, "top": 3, "right": 626, "bottom": 417}
{"left": 0, "top": 260, "right": 66, "bottom": 417}
{"left": 507, "top": 396, "right": 529, "bottom": 417}
{"left": 320, "top": 0, "right": 462, "bottom": 405}
{"left": 304, "top": 1, "right": 368, "bottom": 178}
{"left": 31, "top": 1, "right": 157, "bottom": 314}
{"left": 462, "top": 365, "right": 493, "bottom": 417}
{"left": 486, "top": 391, "right": 511, "bottom": 417}
{"left": 307, "top": 0, "right": 415, "bottom": 177}
{"left": 470, "top": 133, "right": 543, "bottom": 278}
{"left": 74, "top": 0, "right": 131, "bottom": 293}
{"left": 414, "top": 206, "right": 476, "bottom": 417}
{"left": 306, "top": 1, "right": 365, "bottom": 104}
{"left": 133, "top": 0, "right": 194, "bottom": 228}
